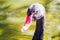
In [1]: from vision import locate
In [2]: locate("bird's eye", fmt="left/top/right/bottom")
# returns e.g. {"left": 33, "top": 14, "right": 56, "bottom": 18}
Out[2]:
{"left": 34, "top": 11, "right": 38, "bottom": 14}
{"left": 36, "top": 11, "right": 38, "bottom": 13}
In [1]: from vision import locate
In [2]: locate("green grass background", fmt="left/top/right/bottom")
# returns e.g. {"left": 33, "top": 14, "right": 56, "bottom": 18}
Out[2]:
{"left": 0, "top": 0, "right": 60, "bottom": 40}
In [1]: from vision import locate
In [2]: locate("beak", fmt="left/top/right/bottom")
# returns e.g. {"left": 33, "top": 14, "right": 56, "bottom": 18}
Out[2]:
{"left": 21, "top": 13, "right": 34, "bottom": 32}
{"left": 24, "top": 14, "right": 33, "bottom": 25}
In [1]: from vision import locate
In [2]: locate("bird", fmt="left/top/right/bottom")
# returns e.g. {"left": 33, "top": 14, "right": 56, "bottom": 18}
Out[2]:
{"left": 21, "top": 3, "right": 46, "bottom": 40}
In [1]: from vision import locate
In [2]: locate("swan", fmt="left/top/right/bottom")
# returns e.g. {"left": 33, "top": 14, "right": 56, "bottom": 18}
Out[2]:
{"left": 21, "top": 3, "right": 46, "bottom": 40}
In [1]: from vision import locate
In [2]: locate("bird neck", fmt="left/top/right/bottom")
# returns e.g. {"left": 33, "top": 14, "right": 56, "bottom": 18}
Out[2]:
{"left": 36, "top": 16, "right": 45, "bottom": 29}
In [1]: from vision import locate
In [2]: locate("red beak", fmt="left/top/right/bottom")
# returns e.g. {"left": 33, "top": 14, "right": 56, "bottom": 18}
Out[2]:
{"left": 21, "top": 13, "right": 33, "bottom": 32}
{"left": 24, "top": 14, "right": 33, "bottom": 26}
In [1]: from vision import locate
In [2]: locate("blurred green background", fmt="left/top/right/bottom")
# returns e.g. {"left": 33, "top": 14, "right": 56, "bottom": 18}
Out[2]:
{"left": 0, "top": 0, "right": 60, "bottom": 40}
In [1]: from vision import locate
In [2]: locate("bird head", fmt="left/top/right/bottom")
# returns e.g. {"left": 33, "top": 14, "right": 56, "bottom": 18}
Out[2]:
{"left": 27, "top": 3, "right": 45, "bottom": 21}
{"left": 21, "top": 3, "right": 45, "bottom": 32}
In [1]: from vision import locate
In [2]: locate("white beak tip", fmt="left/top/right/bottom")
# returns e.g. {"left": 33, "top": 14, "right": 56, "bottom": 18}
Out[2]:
{"left": 20, "top": 28, "right": 26, "bottom": 32}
